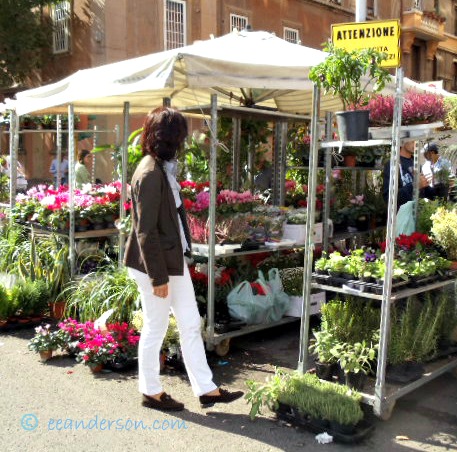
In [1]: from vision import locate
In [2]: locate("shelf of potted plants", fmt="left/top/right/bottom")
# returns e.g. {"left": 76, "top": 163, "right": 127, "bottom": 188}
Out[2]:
{"left": 299, "top": 65, "right": 457, "bottom": 421}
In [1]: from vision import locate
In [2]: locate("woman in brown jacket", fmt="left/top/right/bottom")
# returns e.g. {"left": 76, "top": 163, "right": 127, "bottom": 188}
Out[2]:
{"left": 124, "top": 107, "right": 243, "bottom": 412}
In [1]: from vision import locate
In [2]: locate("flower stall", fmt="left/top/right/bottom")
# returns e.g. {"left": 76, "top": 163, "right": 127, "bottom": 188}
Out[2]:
{"left": 10, "top": 181, "right": 126, "bottom": 232}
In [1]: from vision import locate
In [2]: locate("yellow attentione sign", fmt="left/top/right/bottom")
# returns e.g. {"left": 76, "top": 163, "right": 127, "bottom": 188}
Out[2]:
{"left": 331, "top": 19, "right": 401, "bottom": 68}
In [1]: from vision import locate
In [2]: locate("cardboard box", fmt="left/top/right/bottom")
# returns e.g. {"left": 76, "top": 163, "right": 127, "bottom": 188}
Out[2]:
{"left": 285, "top": 292, "right": 325, "bottom": 317}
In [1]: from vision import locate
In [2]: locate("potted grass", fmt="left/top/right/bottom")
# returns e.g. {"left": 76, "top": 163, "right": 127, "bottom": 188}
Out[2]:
{"left": 309, "top": 42, "right": 391, "bottom": 141}
{"left": 246, "top": 369, "right": 368, "bottom": 440}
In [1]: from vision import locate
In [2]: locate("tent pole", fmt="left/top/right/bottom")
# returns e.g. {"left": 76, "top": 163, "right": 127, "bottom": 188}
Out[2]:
{"left": 231, "top": 117, "right": 241, "bottom": 191}
{"left": 118, "top": 102, "right": 130, "bottom": 268}
{"left": 8, "top": 110, "right": 18, "bottom": 211}
{"left": 297, "top": 83, "right": 320, "bottom": 373}
{"left": 206, "top": 94, "right": 218, "bottom": 346}
{"left": 56, "top": 115, "right": 62, "bottom": 188}
{"left": 92, "top": 125, "right": 98, "bottom": 184}
{"left": 67, "top": 104, "right": 76, "bottom": 278}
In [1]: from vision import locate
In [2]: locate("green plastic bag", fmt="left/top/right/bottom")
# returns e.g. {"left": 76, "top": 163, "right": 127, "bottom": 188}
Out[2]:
{"left": 259, "top": 269, "right": 290, "bottom": 322}
{"left": 227, "top": 279, "right": 274, "bottom": 324}
{"left": 396, "top": 200, "right": 416, "bottom": 237}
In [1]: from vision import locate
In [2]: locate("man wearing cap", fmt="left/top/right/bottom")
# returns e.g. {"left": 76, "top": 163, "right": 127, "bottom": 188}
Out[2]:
{"left": 383, "top": 140, "right": 435, "bottom": 208}
{"left": 421, "top": 142, "right": 453, "bottom": 200}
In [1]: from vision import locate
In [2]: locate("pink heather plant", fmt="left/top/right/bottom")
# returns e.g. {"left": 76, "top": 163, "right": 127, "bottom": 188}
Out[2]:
{"left": 365, "top": 90, "right": 445, "bottom": 126}
{"left": 402, "top": 90, "right": 445, "bottom": 125}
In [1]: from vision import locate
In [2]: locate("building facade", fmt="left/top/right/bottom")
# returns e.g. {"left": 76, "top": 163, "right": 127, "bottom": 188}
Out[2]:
{"left": 38, "top": 0, "right": 457, "bottom": 92}
{"left": 3, "top": 0, "right": 457, "bottom": 182}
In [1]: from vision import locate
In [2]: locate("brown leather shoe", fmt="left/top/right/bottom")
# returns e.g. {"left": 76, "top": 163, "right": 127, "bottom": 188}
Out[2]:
{"left": 142, "top": 393, "right": 184, "bottom": 411}
{"left": 199, "top": 388, "right": 244, "bottom": 408}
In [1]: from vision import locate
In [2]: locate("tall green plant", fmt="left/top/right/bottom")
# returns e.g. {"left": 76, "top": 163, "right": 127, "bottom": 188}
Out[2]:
{"left": 0, "top": 223, "right": 28, "bottom": 273}
{"left": 309, "top": 42, "right": 391, "bottom": 110}
{"left": 65, "top": 261, "right": 140, "bottom": 323}
{"left": 12, "top": 233, "right": 70, "bottom": 301}
{"left": 389, "top": 294, "right": 447, "bottom": 365}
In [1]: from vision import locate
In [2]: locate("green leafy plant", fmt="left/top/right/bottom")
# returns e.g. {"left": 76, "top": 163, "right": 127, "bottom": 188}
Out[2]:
{"left": 64, "top": 260, "right": 140, "bottom": 323}
{"left": 309, "top": 330, "right": 339, "bottom": 364}
{"left": 332, "top": 337, "right": 378, "bottom": 375}
{"left": 431, "top": 206, "right": 457, "bottom": 260}
{"left": 9, "top": 279, "right": 50, "bottom": 316}
{"left": 389, "top": 294, "right": 447, "bottom": 365}
{"left": 314, "top": 252, "right": 328, "bottom": 273}
{"left": 279, "top": 267, "right": 303, "bottom": 296}
{"left": 308, "top": 42, "right": 391, "bottom": 110}
{"left": 92, "top": 127, "right": 144, "bottom": 181}
{"left": 245, "top": 368, "right": 290, "bottom": 420}
{"left": 0, "top": 284, "right": 16, "bottom": 320}
{"left": 28, "top": 324, "right": 62, "bottom": 353}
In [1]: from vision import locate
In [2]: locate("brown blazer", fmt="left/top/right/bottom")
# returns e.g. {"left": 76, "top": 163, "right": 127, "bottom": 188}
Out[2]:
{"left": 124, "top": 155, "right": 184, "bottom": 286}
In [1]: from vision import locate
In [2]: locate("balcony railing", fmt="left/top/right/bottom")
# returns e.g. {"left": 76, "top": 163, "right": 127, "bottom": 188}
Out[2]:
{"left": 402, "top": 9, "right": 445, "bottom": 41}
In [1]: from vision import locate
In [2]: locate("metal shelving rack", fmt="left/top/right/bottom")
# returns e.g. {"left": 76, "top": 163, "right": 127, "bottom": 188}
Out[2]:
{"left": 2, "top": 114, "right": 121, "bottom": 276}
{"left": 193, "top": 243, "right": 303, "bottom": 355}
{"left": 185, "top": 99, "right": 314, "bottom": 356}
{"left": 297, "top": 69, "right": 457, "bottom": 420}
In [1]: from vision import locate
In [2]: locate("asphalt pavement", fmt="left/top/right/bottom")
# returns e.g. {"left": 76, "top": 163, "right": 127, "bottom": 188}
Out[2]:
{"left": 1, "top": 321, "right": 456, "bottom": 452}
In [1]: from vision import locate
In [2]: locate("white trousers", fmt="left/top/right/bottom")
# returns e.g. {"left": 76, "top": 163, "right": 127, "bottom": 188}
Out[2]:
{"left": 128, "top": 266, "right": 217, "bottom": 397}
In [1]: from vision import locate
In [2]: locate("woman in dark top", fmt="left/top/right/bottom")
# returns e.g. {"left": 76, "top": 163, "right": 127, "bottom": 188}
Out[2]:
{"left": 124, "top": 107, "right": 243, "bottom": 412}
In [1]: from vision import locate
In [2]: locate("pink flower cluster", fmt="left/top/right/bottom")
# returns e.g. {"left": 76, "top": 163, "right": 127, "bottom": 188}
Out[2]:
{"left": 216, "top": 189, "right": 256, "bottom": 205}
{"left": 183, "top": 184, "right": 260, "bottom": 216}
{"left": 59, "top": 318, "right": 140, "bottom": 366}
{"left": 23, "top": 182, "right": 123, "bottom": 212}
{"left": 364, "top": 90, "right": 445, "bottom": 126}
{"left": 350, "top": 195, "right": 365, "bottom": 206}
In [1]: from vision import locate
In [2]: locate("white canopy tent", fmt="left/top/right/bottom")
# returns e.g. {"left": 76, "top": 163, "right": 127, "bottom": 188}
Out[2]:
{"left": 8, "top": 30, "right": 332, "bottom": 116}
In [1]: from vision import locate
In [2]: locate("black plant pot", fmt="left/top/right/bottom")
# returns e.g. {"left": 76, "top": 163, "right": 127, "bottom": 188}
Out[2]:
{"left": 315, "top": 361, "right": 335, "bottom": 381}
{"left": 345, "top": 371, "right": 366, "bottom": 391}
{"left": 330, "top": 420, "right": 356, "bottom": 435}
{"left": 335, "top": 110, "right": 370, "bottom": 141}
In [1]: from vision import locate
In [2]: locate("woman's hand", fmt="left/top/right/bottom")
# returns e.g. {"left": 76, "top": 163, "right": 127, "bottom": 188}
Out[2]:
{"left": 153, "top": 283, "right": 168, "bottom": 298}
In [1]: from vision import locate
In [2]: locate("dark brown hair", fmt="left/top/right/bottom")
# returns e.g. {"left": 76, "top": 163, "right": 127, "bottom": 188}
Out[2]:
{"left": 141, "top": 107, "right": 188, "bottom": 160}
{"left": 78, "top": 149, "right": 91, "bottom": 163}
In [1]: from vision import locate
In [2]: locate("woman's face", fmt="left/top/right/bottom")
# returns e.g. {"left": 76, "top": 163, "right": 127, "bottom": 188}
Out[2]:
{"left": 83, "top": 154, "right": 93, "bottom": 165}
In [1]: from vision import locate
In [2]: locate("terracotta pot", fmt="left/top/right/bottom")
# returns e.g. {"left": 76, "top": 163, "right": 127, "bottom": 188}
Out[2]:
{"left": 89, "top": 363, "right": 104, "bottom": 373}
{"left": 39, "top": 350, "right": 53, "bottom": 362}
{"left": 344, "top": 155, "right": 357, "bottom": 167}
{"left": 160, "top": 352, "right": 167, "bottom": 371}
{"left": 49, "top": 301, "right": 67, "bottom": 320}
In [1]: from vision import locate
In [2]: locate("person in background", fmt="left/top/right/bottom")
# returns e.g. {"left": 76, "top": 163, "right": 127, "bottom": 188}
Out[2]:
{"left": 254, "top": 161, "right": 273, "bottom": 191}
{"left": 1, "top": 155, "right": 28, "bottom": 193}
{"left": 124, "top": 106, "right": 243, "bottom": 412}
{"left": 75, "top": 149, "right": 92, "bottom": 188}
{"left": 49, "top": 152, "right": 69, "bottom": 186}
{"left": 383, "top": 139, "right": 435, "bottom": 208}
{"left": 421, "top": 142, "right": 453, "bottom": 200}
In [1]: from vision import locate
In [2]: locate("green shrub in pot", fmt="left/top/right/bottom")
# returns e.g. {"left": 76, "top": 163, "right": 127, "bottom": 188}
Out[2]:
{"left": 431, "top": 206, "right": 457, "bottom": 261}
{"left": 308, "top": 42, "right": 391, "bottom": 111}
